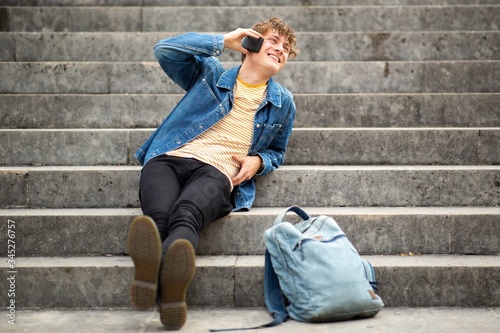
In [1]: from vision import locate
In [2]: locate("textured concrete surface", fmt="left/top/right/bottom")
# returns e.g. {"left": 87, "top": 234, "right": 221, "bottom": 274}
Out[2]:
{"left": 286, "top": 128, "right": 495, "bottom": 165}
{"left": 0, "top": 308, "right": 499, "bottom": 333}
{"left": 2, "top": 127, "right": 499, "bottom": 166}
{"left": 2, "top": 6, "right": 499, "bottom": 32}
{"left": 3, "top": 0, "right": 500, "bottom": 5}
{"left": 2, "top": 93, "right": 499, "bottom": 129}
{"left": 2, "top": 31, "right": 499, "bottom": 62}
{"left": 1, "top": 166, "right": 500, "bottom": 208}
{"left": 253, "top": 165, "right": 500, "bottom": 207}
{"left": 0, "top": 255, "right": 498, "bottom": 309}
{"left": 0, "top": 94, "right": 182, "bottom": 129}
{"left": 0, "top": 129, "right": 130, "bottom": 166}
{"left": 1, "top": 207, "right": 499, "bottom": 257}
{"left": 2, "top": 61, "right": 500, "bottom": 94}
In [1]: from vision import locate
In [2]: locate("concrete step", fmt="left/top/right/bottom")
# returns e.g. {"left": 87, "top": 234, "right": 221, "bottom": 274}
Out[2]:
{"left": 286, "top": 128, "right": 500, "bottom": 165}
{"left": 1, "top": 207, "right": 499, "bottom": 256}
{"left": 3, "top": 0, "right": 500, "bottom": 6}
{"left": 1, "top": 255, "right": 498, "bottom": 308}
{"left": 1, "top": 61, "right": 499, "bottom": 94}
{"left": 1, "top": 128, "right": 499, "bottom": 166}
{"left": 1, "top": 165, "right": 499, "bottom": 208}
{"left": 2, "top": 6, "right": 499, "bottom": 32}
{"left": 2, "top": 31, "right": 499, "bottom": 62}
{"left": 1, "top": 308, "right": 499, "bottom": 333}
{"left": 2, "top": 93, "right": 499, "bottom": 129}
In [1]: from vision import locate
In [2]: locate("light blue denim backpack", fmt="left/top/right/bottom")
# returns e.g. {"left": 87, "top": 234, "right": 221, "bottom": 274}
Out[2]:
{"left": 210, "top": 206, "right": 383, "bottom": 332}
{"left": 263, "top": 206, "right": 384, "bottom": 325}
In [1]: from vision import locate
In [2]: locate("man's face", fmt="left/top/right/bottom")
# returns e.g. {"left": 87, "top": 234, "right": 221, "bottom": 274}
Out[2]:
{"left": 248, "top": 31, "right": 290, "bottom": 76}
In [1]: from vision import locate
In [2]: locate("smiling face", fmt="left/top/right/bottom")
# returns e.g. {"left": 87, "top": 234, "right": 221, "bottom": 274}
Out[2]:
{"left": 240, "top": 17, "right": 298, "bottom": 83}
{"left": 248, "top": 32, "right": 290, "bottom": 76}
{"left": 264, "top": 32, "right": 291, "bottom": 72}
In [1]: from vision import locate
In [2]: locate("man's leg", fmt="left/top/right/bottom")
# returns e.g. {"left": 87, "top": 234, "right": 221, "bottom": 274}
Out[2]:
{"left": 161, "top": 160, "right": 233, "bottom": 252}
{"left": 159, "top": 159, "right": 233, "bottom": 330}
{"left": 133, "top": 156, "right": 233, "bottom": 329}
{"left": 128, "top": 155, "right": 183, "bottom": 311}
{"left": 139, "top": 155, "right": 183, "bottom": 242}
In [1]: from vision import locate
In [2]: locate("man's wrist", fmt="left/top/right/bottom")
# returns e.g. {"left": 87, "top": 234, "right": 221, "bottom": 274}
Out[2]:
{"left": 257, "top": 155, "right": 265, "bottom": 174}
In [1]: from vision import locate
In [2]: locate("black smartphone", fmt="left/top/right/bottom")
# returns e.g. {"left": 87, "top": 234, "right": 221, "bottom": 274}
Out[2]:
{"left": 241, "top": 36, "right": 264, "bottom": 53}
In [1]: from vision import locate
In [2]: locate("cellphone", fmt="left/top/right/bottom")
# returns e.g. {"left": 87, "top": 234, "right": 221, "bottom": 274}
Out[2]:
{"left": 241, "top": 36, "right": 264, "bottom": 53}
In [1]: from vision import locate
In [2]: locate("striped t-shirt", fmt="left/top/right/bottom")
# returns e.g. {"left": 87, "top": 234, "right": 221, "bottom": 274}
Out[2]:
{"left": 168, "top": 77, "right": 267, "bottom": 187}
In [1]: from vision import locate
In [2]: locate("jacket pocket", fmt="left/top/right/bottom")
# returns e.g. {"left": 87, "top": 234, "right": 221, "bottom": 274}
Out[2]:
{"left": 253, "top": 123, "right": 282, "bottom": 152}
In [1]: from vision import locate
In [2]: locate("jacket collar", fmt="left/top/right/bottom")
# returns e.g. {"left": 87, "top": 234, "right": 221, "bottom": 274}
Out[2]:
{"left": 217, "top": 65, "right": 282, "bottom": 108}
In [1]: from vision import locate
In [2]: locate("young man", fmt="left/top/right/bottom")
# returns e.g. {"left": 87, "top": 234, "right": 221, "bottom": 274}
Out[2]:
{"left": 127, "top": 17, "right": 299, "bottom": 330}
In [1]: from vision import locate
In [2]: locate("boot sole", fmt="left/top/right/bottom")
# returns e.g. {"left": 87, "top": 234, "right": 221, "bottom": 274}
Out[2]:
{"left": 160, "top": 239, "right": 196, "bottom": 330}
{"left": 127, "top": 215, "right": 162, "bottom": 311}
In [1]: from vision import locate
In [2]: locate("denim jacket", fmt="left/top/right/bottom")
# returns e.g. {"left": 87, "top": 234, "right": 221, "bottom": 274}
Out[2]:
{"left": 134, "top": 32, "right": 296, "bottom": 211}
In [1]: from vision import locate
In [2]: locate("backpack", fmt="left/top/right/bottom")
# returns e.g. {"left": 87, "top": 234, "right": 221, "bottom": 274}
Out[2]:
{"left": 263, "top": 206, "right": 384, "bottom": 325}
{"left": 210, "top": 206, "right": 383, "bottom": 332}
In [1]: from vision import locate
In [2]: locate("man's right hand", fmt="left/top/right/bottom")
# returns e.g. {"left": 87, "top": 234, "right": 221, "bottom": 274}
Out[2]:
{"left": 223, "top": 28, "right": 263, "bottom": 54}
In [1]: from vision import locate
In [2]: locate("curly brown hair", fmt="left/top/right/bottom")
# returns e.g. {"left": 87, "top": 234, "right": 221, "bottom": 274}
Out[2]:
{"left": 242, "top": 17, "right": 299, "bottom": 62}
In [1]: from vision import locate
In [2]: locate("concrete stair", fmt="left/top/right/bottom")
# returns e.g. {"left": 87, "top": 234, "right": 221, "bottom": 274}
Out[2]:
{"left": 2, "top": 93, "right": 499, "bottom": 128}
{"left": 1, "top": 255, "right": 499, "bottom": 309}
{"left": 0, "top": 0, "right": 499, "bottom": 320}
{"left": 1, "top": 128, "right": 500, "bottom": 165}
{"left": 3, "top": 31, "right": 499, "bottom": 62}
{"left": 2, "top": 5, "right": 499, "bottom": 32}
{"left": 2, "top": 207, "right": 499, "bottom": 256}
{"left": 2, "top": 61, "right": 500, "bottom": 93}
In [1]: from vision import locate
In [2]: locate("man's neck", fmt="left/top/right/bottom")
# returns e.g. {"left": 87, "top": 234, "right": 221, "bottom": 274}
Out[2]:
{"left": 238, "top": 61, "right": 271, "bottom": 86}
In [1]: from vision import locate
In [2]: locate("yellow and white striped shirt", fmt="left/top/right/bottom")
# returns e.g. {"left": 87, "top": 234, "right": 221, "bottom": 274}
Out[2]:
{"left": 168, "top": 77, "right": 267, "bottom": 187}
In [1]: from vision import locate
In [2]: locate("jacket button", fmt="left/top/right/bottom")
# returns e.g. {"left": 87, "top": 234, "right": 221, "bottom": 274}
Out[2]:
{"left": 256, "top": 124, "right": 261, "bottom": 128}
{"left": 199, "top": 125, "right": 204, "bottom": 129}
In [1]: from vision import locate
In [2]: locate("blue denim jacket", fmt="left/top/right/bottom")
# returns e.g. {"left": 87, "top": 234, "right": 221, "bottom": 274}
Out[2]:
{"left": 134, "top": 32, "right": 296, "bottom": 211}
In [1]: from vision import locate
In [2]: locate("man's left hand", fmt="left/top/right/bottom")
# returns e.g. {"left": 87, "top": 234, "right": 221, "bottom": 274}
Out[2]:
{"left": 231, "top": 155, "right": 263, "bottom": 186}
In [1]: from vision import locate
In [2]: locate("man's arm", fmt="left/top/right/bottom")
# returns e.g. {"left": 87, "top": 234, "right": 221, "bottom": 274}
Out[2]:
{"left": 258, "top": 95, "right": 296, "bottom": 171}
{"left": 154, "top": 32, "right": 224, "bottom": 91}
{"left": 154, "top": 29, "right": 262, "bottom": 92}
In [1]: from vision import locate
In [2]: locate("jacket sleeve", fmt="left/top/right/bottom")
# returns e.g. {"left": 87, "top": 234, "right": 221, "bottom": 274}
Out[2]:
{"left": 255, "top": 97, "right": 296, "bottom": 176}
{"left": 153, "top": 32, "right": 225, "bottom": 92}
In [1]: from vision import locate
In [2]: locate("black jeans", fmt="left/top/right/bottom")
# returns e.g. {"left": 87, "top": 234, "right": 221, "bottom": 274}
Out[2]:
{"left": 139, "top": 155, "right": 233, "bottom": 254}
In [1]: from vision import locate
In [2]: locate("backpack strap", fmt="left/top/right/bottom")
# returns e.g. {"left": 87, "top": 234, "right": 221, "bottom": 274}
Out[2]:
{"left": 273, "top": 206, "right": 310, "bottom": 225}
{"left": 263, "top": 250, "right": 289, "bottom": 326}
{"left": 209, "top": 251, "right": 288, "bottom": 332}
{"left": 361, "top": 258, "right": 379, "bottom": 291}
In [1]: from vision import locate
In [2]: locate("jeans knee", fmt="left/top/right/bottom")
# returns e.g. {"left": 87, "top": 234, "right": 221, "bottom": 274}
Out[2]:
{"left": 169, "top": 201, "right": 203, "bottom": 230}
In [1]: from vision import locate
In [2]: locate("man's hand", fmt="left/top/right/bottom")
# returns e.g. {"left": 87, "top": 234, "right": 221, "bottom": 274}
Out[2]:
{"left": 223, "top": 28, "right": 263, "bottom": 54}
{"left": 231, "top": 155, "right": 263, "bottom": 186}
